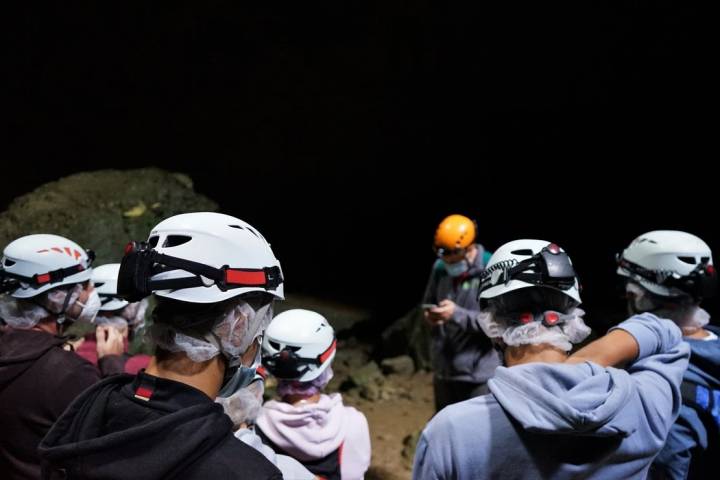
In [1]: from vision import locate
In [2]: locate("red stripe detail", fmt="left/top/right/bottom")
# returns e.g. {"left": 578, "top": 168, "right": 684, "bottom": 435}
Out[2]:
{"left": 37, "top": 249, "right": 49, "bottom": 253}
{"left": 318, "top": 339, "right": 337, "bottom": 364}
{"left": 256, "top": 365, "right": 268, "bottom": 380}
{"left": 135, "top": 386, "right": 153, "bottom": 400}
{"left": 36, "top": 273, "right": 51, "bottom": 284}
{"left": 74, "top": 249, "right": 82, "bottom": 260}
{"left": 338, "top": 441, "right": 344, "bottom": 466}
{"left": 225, "top": 269, "right": 266, "bottom": 285}
{"left": 51, "top": 247, "right": 63, "bottom": 253}
{"left": 64, "top": 247, "right": 72, "bottom": 257}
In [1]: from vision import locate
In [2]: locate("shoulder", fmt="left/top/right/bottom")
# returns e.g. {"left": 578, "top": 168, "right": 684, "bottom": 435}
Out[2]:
{"left": 416, "top": 395, "right": 504, "bottom": 477}
{"left": 43, "top": 345, "right": 100, "bottom": 381}
{"left": 340, "top": 402, "right": 370, "bottom": 434}
{"left": 703, "top": 325, "right": 720, "bottom": 338}
{"left": 432, "top": 258, "right": 447, "bottom": 274}
{"left": 427, "top": 394, "right": 502, "bottom": 440}
{"left": 482, "top": 249, "right": 493, "bottom": 266}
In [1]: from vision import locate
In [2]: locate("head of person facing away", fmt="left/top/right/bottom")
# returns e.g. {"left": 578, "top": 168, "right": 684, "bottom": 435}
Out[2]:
{"left": 117, "top": 212, "right": 285, "bottom": 399}
{"left": 617, "top": 230, "right": 717, "bottom": 337}
{"left": 0, "top": 234, "right": 101, "bottom": 335}
{"left": 433, "top": 214, "right": 480, "bottom": 277}
{"left": 477, "top": 239, "right": 591, "bottom": 366}
{"left": 261, "top": 308, "right": 337, "bottom": 404}
{"left": 92, "top": 263, "right": 149, "bottom": 342}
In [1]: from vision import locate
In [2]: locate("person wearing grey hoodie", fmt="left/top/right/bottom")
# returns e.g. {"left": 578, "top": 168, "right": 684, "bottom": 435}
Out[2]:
{"left": 423, "top": 214, "right": 500, "bottom": 411}
{"left": 413, "top": 239, "right": 690, "bottom": 480}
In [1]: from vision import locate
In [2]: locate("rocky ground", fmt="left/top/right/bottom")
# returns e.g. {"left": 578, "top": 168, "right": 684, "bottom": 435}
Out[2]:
{"left": 341, "top": 360, "right": 434, "bottom": 480}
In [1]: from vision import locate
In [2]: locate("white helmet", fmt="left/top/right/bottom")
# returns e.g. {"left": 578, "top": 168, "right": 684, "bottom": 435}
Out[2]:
{"left": 92, "top": 264, "right": 129, "bottom": 311}
{"left": 479, "top": 239, "right": 581, "bottom": 311}
{"left": 1, "top": 234, "right": 94, "bottom": 299}
{"left": 261, "top": 309, "right": 336, "bottom": 382}
{"left": 119, "top": 212, "right": 284, "bottom": 303}
{"left": 617, "top": 230, "right": 716, "bottom": 299}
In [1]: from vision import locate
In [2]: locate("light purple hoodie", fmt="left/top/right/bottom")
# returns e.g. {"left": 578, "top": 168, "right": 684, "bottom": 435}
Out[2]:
{"left": 256, "top": 393, "right": 371, "bottom": 480}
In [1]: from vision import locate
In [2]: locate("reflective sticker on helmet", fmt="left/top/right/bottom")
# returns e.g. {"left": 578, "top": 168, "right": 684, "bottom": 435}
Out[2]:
{"left": 318, "top": 339, "right": 337, "bottom": 364}
{"left": 226, "top": 269, "right": 267, "bottom": 286}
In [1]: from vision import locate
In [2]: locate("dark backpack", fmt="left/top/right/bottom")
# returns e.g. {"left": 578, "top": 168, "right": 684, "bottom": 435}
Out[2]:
{"left": 680, "top": 380, "right": 720, "bottom": 479}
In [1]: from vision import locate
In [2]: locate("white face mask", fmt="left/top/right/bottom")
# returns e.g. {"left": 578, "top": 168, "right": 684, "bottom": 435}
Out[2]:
{"left": 72, "top": 290, "right": 102, "bottom": 324}
{"left": 444, "top": 259, "right": 469, "bottom": 277}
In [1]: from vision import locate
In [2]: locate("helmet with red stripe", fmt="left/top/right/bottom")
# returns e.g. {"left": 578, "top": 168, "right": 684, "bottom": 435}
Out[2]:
{"left": 262, "top": 309, "right": 336, "bottom": 382}
{"left": 1, "top": 234, "right": 94, "bottom": 298}
{"left": 125, "top": 212, "right": 284, "bottom": 303}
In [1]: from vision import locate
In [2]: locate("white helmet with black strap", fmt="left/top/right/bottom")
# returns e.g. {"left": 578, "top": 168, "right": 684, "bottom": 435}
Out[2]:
{"left": 119, "top": 212, "right": 284, "bottom": 304}
{"left": 617, "top": 230, "right": 716, "bottom": 301}
{"left": 479, "top": 239, "right": 581, "bottom": 313}
{"left": 261, "top": 309, "right": 336, "bottom": 382}
{"left": 477, "top": 239, "right": 589, "bottom": 352}
{"left": 117, "top": 212, "right": 285, "bottom": 398}
{"left": 0, "top": 234, "right": 100, "bottom": 329}
{"left": 1, "top": 234, "right": 94, "bottom": 299}
{"left": 93, "top": 263, "right": 130, "bottom": 311}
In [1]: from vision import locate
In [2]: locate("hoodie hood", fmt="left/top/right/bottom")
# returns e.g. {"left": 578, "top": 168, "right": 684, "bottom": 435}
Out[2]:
{"left": 0, "top": 329, "right": 66, "bottom": 387}
{"left": 39, "top": 373, "right": 236, "bottom": 479}
{"left": 489, "top": 361, "right": 636, "bottom": 437}
{"left": 256, "top": 393, "right": 346, "bottom": 461}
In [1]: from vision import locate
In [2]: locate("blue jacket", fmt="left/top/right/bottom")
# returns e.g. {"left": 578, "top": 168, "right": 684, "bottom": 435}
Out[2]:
{"left": 412, "top": 314, "right": 690, "bottom": 480}
{"left": 651, "top": 325, "right": 720, "bottom": 479}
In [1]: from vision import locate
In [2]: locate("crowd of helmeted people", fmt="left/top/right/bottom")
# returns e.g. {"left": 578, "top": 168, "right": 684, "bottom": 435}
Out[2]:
{"left": 0, "top": 211, "right": 718, "bottom": 479}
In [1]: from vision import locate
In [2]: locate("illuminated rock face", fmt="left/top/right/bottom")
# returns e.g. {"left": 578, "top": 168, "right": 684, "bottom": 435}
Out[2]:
{"left": 0, "top": 168, "right": 217, "bottom": 264}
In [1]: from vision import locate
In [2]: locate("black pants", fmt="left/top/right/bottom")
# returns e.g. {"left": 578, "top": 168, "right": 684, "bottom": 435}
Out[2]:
{"left": 433, "top": 377, "right": 490, "bottom": 412}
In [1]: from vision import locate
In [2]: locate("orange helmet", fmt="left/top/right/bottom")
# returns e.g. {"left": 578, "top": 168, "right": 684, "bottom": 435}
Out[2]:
{"left": 434, "top": 214, "right": 476, "bottom": 253}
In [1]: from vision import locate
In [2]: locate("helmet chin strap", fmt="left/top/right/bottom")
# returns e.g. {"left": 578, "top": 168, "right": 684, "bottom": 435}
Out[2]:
{"left": 492, "top": 340, "right": 507, "bottom": 365}
{"left": 30, "top": 287, "right": 77, "bottom": 334}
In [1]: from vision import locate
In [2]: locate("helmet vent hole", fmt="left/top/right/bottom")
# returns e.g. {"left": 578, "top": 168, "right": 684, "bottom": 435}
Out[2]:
{"left": 4, "top": 259, "right": 15, "bottom": 267}
{"left": 148, "top": 236, "right": 160, "bottom": 248}
{"left": 228, "top": 225, "right": 245, "bottom": 230}
{"left": 678, "top": 256, "right": 696, "bottom": 264}
{"left": 269, "top": 341, "right": 281, "bottom": 350}
{"left": 246, "top": 227, "right": 259, "bottom": 238}
{"left": 162, "top": 235, "right": 192, "bottom": 248}
{"left": 94, "top": 282, "right": 105, "bottom": 289}
{"left": 510, "top": 249, "right": 534, "bottom": 256}
{"left": 702, "top": 257, "right": 710, "bottom": 263}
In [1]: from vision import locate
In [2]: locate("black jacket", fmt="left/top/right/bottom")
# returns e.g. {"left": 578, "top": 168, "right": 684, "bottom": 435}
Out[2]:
{"left": 39, "top": 371, "right": 283, "bottom": 480}
{"left": 0, "top": 329, "right": 101, "bottom": 480}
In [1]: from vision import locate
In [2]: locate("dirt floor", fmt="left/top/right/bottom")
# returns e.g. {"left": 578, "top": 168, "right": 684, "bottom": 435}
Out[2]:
{"left": 342, "top": 371, "right": 435, "bottom": 480}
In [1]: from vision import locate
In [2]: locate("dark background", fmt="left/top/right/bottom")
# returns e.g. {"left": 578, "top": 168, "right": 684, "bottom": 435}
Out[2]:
{"left": 4, "top": 1, "right": 715, "bottom": 331}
